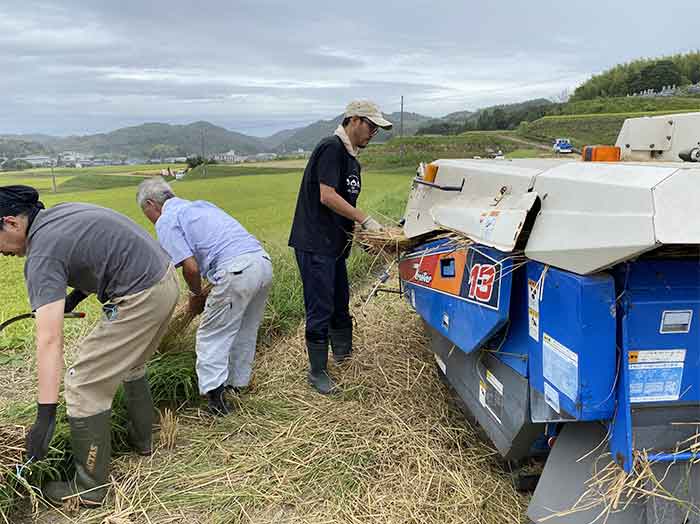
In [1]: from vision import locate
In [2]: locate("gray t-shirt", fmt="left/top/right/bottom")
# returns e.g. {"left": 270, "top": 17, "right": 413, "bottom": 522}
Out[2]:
{"left": 24, "top": 203, "right": 170, "bottom": 310}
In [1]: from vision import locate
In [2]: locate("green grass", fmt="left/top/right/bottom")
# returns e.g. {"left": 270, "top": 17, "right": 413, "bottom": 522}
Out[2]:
{"left": 548, "top": 96, "right": 700, "bottom": 116}
{"left": 0, "top": 164, "right": 175, "bottom": 177}
{"left": 56, "top": 174, "right": 147, "bottom": 192}
{"left": 0, "top": 166, "right": 412, "bottom": 342}
{"left": 519, "top": 108, "right": 700, "bottom": 148}
{"left": 361, "top": 133, "right": 528, "bottom": 168}
{"left": 184, "top": 164, "right": 299, "bottom": 180}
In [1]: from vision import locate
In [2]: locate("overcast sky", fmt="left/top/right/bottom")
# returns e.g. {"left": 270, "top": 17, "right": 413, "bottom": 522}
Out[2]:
{"left": 2, "top": 0, "right": 698, "bottom": 137}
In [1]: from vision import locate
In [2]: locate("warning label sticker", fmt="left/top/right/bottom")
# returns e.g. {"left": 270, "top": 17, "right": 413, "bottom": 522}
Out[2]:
{"left": 629, "top": 362, "right": 684, "bottom": 403}
{"left": 528, "top": 309, "right": 539, "bottom": 341}
{"left": 542, "top": 332, "right": 578, "bottom": 402}
{"left": 528, "top": 278, "right": 540, "bottom": 341}
{"left": 629, "top": 349, "right": 686, "bottom": 364}
{"left": 479, "top": 371, "right": 504, "bottom": 424}
{"left": 544, "top": 381, "right": 560, "bottom": 414}
{"left": 659, "top": 310, "right": 693, "bottom": 334}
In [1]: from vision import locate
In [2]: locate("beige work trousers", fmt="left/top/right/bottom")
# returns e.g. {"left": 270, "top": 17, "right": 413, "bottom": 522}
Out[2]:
{"left": 64, "top": 265, "right": 180, "bottom": 418}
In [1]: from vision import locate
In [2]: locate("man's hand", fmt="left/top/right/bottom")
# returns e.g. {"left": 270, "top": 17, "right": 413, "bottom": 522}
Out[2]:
{"left": 64, "top": 289, "right": 88, "bottom": 313}
{"left": 26, "top": 403, "right": 57, "bottom": 461}
{"left": 188, "top": 293, "right": 206, "bottom": 316}
{"left": 360, "top": 216, "right": 383, "bottom": 232}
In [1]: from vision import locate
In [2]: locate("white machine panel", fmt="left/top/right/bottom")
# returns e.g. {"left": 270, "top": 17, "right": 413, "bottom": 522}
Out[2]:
{"left": 525, "top": 162, "right": 677, "bottom": 274}
{"left": 653, "top": 167, "right": 700, "bottom": 244}
{"left": 617, "top": 112, "right": 700, "bottom": 162}
{"left": 403, "top": 159, "right": 549, "bottom": 245}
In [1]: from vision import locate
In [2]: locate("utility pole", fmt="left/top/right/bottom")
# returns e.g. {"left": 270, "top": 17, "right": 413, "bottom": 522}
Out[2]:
{"left": 201, "top": 127, "right": 207, "bottom": 177}
{"left": 399, "top": 96, "right": 405, "bottom": 160}
{"left": 51, "top": 163, "right": 57, "bottom": 193}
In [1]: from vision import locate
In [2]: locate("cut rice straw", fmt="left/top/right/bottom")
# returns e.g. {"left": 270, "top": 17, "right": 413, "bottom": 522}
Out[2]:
{"left": 542, "top": 433, "right": 700, "bottom": 523}
{"left": 24, "top": 270, "right": 529, "bottom": 523}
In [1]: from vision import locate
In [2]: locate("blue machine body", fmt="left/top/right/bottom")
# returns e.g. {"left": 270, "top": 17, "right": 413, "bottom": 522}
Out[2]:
{"left": 400, "top": 242, "right": 700, "bottom": 473}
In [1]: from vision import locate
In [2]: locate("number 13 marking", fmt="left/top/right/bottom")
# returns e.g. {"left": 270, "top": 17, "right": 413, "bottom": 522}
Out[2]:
{"left": 468, "top": 264, "right": 496, "bottom": 302}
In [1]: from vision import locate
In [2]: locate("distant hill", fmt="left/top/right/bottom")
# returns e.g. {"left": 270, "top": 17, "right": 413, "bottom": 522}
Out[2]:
{"left": 1, "top": 113, "right": 432, "bottom": 160}
{"left": 0, "top": 138, "right": 52, "bottom": 158}
{"left": 275, "top": 111, "right": 432, "bottom": 152}
{"left": 35, "top": 121, "right": 267, "bottom": 158}
{"left": 416, "top": 99, "right": 553, "bottom": 135}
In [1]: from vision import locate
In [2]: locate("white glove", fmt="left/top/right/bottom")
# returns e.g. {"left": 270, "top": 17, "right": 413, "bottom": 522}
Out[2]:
{"left": 360, "top": 216, "right": 383, "bottom": 232}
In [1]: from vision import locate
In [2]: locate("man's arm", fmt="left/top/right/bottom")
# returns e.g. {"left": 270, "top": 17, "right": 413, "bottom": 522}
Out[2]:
{"left": 34, "top": 299, "right": 65, "bottom": 404}
{"left": 319, "top": 183, "right": 367, "bottom": 223}
{"left": 25, "top": 299, "right": 63, "bottom": 460}
{"left": 181, "top": 256, "right": 206, "bottom": 315}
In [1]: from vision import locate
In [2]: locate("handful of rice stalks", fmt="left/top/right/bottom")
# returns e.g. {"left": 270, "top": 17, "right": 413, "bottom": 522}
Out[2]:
{"left": 159, "top": 282, "right": 213, "bottom": 352}
{"left": 353, "top": 226, "right": 415, "bottom": 255}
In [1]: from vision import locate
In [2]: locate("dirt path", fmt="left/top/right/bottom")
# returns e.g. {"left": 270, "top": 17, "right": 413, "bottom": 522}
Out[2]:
{"left": 494, "top": 134, "right": 552, "bottom": 151}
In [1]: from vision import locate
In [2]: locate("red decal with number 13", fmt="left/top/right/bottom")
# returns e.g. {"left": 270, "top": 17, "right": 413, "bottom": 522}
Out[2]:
{"left": 468, "top": 264, "right": 496, "bottom": 302}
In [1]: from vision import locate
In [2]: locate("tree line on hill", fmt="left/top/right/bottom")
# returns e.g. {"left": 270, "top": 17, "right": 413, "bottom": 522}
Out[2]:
{"left": 416, "top": 99, "right": 554, "bottom": 135}
{"left": 571, "top": 52, "right": 700, "bottom": 100}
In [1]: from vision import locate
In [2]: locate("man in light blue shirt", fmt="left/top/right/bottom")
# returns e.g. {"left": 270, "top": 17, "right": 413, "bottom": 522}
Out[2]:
{"left": 137, "top": 178, "right": 272, "bottom": 415}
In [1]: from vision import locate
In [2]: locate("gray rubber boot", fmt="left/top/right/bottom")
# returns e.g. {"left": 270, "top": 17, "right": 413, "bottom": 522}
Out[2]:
{"left": 329, "top": 325, "right": 353, "bottom": 364}
{"left": 44, "top": 410, "right": 111, "bottom": 507}
{"left": 123, "top": 376, "right": 154, "bottom": 456}
{"left": 307, "top": 340, "right": 337, "bottom": 394}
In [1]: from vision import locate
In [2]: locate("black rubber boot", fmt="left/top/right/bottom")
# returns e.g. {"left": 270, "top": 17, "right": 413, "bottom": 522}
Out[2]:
{"left": 307, "top": 340, "right": 337, "bottom": 394}
{"left": 44, "top": 410, "right": 112, "bottom": 507}
{"left": 206, "top": 384, "right": 232, "bottom": 416}
{"left": 123, "top": 376, "right": 154, "bottom": 456}
{"left": 329, "top": 325, "right": 353, "bottom": 364}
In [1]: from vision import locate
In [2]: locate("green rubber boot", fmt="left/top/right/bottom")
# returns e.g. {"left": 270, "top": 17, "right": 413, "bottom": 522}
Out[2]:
{"left": 329, "top": 325, "right": 353, "bottom": 364}
{"left": 307, "top": 340, "right": 337, "bottom": 395}
{"left": 123, "top": 376, "right": 154, "bottom": 456}
{"left": 44, "top": 410, "right": 111, "bottom": 507}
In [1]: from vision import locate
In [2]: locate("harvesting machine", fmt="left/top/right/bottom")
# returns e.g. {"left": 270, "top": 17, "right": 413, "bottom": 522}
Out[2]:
{"left": 398, "top": 113, "right": 700, "bottom": 523}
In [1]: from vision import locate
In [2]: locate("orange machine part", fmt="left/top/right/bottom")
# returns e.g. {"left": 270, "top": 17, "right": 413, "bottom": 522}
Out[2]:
{"left": 424, "top": 163, "right": 439, "bottom": 182}
{"left": 582, "top": 145, "right": 621, "bottom": 162}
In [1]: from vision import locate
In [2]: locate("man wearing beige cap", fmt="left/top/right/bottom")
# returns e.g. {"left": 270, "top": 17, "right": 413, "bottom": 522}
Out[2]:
{"left": 289, "top": 100, "right": 392, "bottom": 394}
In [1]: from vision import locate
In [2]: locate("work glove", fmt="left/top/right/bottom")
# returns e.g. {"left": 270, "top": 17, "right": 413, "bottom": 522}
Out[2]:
{"left": 64, "top": 289, "right": 88, "bottom": 313}
{"left": 360, "top": 216, "right": 383, "bottom": 232}
{"left": 25, "top": 403, "right": 57, "bottom": 461}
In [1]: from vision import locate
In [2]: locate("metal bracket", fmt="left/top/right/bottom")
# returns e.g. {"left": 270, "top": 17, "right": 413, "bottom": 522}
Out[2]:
{"left": 413, "top": 177, "right": 464, "bottom": 192}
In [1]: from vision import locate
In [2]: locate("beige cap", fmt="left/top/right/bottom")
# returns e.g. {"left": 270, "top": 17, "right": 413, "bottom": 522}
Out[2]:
{"left": 344, "top": 100, "right": 393, "bottom": 130}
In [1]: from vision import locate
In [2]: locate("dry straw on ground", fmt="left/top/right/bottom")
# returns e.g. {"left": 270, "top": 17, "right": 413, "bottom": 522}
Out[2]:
{"left": 21, "top": 278, "right": 528, "bottom": 524}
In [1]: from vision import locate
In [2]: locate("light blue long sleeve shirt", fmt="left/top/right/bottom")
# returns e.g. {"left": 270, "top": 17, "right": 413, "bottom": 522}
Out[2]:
{"left": 155, "top": 197, "right": 262, "bottom": 278}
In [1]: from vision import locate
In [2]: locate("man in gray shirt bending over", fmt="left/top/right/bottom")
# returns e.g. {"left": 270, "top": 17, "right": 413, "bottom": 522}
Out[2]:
{"left": 0, "top": 185, "right": 179, "bottom": 508}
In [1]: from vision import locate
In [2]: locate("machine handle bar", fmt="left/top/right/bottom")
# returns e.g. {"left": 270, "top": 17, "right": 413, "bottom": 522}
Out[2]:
{"left": 412, "top": 177, "right": 464, "bottom": 192}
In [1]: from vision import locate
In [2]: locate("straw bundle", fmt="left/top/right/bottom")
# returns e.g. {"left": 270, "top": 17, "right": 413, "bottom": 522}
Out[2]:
{"left": 158, "top": 282, "right": 213, "bottom": 352}
{"left": 158, "top": 409, "right": 178, "bottom": 450}
{"left": 353, "top": 226, "right": 415, "bottom": 255}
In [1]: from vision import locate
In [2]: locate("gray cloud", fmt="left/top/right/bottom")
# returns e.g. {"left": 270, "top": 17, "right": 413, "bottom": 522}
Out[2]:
{"left": 2, "top": 0, "right": 699, "bottom": 135}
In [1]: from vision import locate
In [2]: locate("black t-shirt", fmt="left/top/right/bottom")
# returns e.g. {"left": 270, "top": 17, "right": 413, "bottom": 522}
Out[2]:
{"left": 288, "top": 135, "right": 361, "bottom": 258}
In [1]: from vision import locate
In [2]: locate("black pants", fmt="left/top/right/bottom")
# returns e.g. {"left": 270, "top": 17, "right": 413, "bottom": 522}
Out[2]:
{"left": 294, "top": 250, "right": 352, "bottom": 345}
